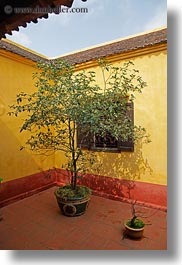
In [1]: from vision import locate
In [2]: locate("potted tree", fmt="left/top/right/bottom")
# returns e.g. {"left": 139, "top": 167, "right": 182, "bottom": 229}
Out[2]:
{"left": 8, "top": 59, "right": 148, "bottom": 217}
{"left": 124, "top": 200, "right": 145, "bottom": 239}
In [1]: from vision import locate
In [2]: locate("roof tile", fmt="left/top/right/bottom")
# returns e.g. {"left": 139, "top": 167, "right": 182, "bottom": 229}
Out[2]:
{"left": 0, "top": 28, "right": 167, "bottom": 64}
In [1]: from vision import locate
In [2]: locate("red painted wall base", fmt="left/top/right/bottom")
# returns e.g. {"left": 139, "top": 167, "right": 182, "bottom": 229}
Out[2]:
{"left": 0, "top": 170, "right": 56, "bottom": 207}
{"left": 0, "top": 169, "right": 167, "bottom": 210}
{"left": 56, "top": 169, "right": 167, "bottom": 211}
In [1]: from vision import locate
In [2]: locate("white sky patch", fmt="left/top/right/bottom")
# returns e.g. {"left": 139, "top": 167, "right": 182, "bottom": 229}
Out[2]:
{"left": 84, "top": 3, "right": 104, "bottom": 20}
{"left": 144, "top": 8, "right": 167, "bottom": 31}
{"left": 48, "top": 12, "right": 71, "bottom": 27}
{"left": 119, "top": 0, "right": 132, "bottom": 11}
{"left": 7, "top": 31, "right": 32, "bottom": 47}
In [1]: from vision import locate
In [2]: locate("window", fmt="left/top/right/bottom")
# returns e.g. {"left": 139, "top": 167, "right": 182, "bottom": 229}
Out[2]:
{"left": 77, "top": 102, "right": 134, "bottom": 152}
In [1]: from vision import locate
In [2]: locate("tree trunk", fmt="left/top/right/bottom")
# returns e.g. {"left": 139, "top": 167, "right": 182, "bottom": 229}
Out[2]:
{"left": 72, "top": 159, "right": 77, "bottom": 190}
{"left": 131, "top": 216, "right": 137, "bottom": 227}
{"left": 71, "top": 133, "right": 77, "bottom": 190}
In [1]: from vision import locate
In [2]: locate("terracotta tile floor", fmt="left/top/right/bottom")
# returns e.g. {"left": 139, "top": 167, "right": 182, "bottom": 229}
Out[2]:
{"left": 0, "top": 187, "right": 167, "bottom": 250}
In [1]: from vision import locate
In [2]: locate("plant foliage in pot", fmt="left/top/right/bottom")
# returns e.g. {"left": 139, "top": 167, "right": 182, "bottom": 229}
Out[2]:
{"left": 124, "top": 200, "right": 145, "bottom": 239}
{"left": 8, "top": 59, "right": 149, "bottom": 217}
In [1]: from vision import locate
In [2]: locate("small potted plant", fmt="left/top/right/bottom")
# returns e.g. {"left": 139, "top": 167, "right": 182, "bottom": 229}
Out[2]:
{"left": 124, "top": 200, "right": 145, "bottom": 239}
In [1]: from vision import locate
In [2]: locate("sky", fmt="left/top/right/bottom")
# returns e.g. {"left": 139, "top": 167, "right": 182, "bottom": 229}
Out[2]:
{"left": 6, "top": 0, "right": 167, "bottom": 58}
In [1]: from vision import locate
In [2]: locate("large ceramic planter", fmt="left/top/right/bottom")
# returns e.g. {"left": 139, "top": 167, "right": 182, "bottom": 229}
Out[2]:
{"left": 54, "top": 185, "right": 91, "bottom": 217}
{"left": 124, "top": 221, "right": 145, "bottom": 239}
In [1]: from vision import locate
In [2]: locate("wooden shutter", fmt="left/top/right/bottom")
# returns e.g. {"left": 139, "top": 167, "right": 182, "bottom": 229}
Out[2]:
{"left": 118, "top": 102, "right": 134, "bottom": 152}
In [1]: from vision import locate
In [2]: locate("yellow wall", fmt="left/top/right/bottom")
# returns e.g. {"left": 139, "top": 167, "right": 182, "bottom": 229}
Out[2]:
{"left": 134, "top": 50, "right": 167, "bottom": 184}
{"left": 0, "top": 40, "right": 167, "bottom": 186}
{"left": 0, "top": 52, "right": 54, "bottom": 182}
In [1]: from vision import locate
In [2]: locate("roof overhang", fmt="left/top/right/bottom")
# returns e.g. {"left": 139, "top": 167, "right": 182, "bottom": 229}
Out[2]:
{"left": 0, "top": 0, "right": 74, "bottom": 39}
{"left": 0, "top": 28, "right": 167, "bottom": 68}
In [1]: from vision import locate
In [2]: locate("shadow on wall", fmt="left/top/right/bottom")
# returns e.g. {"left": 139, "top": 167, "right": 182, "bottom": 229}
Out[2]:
{"left": 77, "top": 140, "right": 154, "bottom": 203}
{"left": 98, "top": 141, "right": 152, "bottom": 182}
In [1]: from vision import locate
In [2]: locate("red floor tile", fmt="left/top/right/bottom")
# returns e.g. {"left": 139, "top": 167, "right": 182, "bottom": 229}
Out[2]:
{"left": 0, "top": 187, "right": 167, "bottom": 250}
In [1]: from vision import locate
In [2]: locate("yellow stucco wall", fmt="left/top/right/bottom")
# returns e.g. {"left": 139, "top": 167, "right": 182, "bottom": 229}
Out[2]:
{"left": 0, "top": 39, "right": 167, "bottom": 186}
{"left": 0, "top": 52, "right": 54, "bottom": 182}
{"left": 94, "top": 48, "right": 167, "bottom": 185}
{"left": 134, "top": 50, "right": 167, "bottom": 184}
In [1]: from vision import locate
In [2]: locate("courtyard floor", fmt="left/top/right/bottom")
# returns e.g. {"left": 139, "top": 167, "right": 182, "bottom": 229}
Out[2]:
{"left": 0, "top": 187, "right": 167, "bottom": 250}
